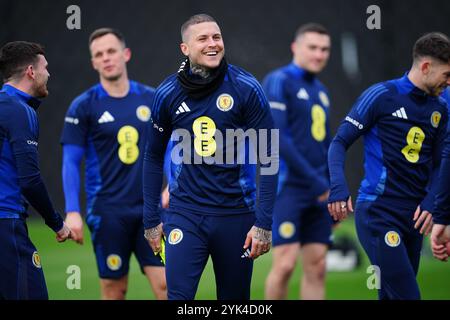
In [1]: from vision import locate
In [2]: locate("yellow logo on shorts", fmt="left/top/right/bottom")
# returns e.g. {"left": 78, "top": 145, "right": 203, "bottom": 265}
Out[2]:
{"left": 431, "top": 111, "right": 441, "bottom": 128}
{"left": 168, "top": 229, "right": 183, "bottom": 245}
{"left": 319, "top": 91, "right": 330, "bottom": 107}
{"left": 385, "top": 231, "right": 401, "bottom": 247}
{"left": 32, "top": 251, "right": 42, "bottom": 268}
{"left": 136, "top": 105, "right": 151, "bottom": 122}
{"left": 216, "top": 93, "right": 234, "bottom": 112}
{"left": 106, "top": 254, "right": 122, "bottom": 271}
{"left": 279, "top": 222, "right": 295, "bottom": 239}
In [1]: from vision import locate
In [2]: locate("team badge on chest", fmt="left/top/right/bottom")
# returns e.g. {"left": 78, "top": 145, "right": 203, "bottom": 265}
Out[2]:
{"left": 431, "top": 111, "right": 441, "bottom": 128}
{"left": 216, "top": 93, "right": 234, "bottom": 112}
{"left": 136, "top": 105, "right": 151, "bottom": 122}
{"left": 319, "top": 91, "right": 330, "bottom": 107}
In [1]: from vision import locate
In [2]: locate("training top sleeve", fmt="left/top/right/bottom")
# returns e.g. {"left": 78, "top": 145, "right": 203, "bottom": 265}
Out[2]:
{"left": 239, "top": 72, "right": 279, "bottom": 231}
{"left": 143, "top": 79, "right": 175, "bottom": 229}
{"left": 5, "top": 100, "right": 63, "bottom": 232}
{"left": 60, "top": 96, "right": 90, "bottom": 146}
{"left": 434, "top": 114, "right": 450, "bottom": 224}
{"left": 328, "top": 83, "right": 387, "bottom": 203}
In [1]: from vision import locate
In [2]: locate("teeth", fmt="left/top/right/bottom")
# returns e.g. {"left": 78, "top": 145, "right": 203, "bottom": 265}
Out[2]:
{"left": 205, "top": 52, "right": 217, "bottom": 56}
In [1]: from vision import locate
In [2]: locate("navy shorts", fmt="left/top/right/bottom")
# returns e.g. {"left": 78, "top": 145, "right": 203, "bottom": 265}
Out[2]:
{"left": 0, "top": 218, "right": 48, "bottom": 300}
{"left": 163, "top": 210, "right": 255, "bottom": 300}
{"left": 272, "top": 187, "right": 333, "bottom": 247}
{"left": 86, "top": 211, "right": 164, "bottom": 279}
{"left": 355, "top": 200, "right": 422, "bottom": 300}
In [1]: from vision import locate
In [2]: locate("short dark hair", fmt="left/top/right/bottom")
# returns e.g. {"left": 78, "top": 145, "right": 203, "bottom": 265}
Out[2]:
{"left": 181, "top": 14, "right": 217, "bottom": 41}
{"left": 413, "top": 32, "right": 450, "bottom": 64}
{"left": 89, "top": 28, "right": 126, "bottom": 47}
{"left": 0, "top": 41, "right": 45, "bottom": 82}
{"left": 295, "top": 23, "right": 329, "bottom": 40}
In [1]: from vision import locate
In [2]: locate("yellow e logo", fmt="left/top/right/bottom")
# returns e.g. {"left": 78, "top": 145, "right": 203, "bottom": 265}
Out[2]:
{"left": 117, "top": 125, "right": 139, "bottom": 164}
{"left": 192, "top": 116, "right": 217, "bottom": 157}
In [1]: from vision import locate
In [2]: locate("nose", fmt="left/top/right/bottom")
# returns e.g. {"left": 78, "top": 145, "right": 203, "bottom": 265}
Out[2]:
{"left": 207, "top": 37, "right": 217, "bottom": 47}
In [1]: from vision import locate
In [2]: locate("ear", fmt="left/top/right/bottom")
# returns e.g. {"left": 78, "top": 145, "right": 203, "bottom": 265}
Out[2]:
{"left": 290, "top": 41, "right": 296, "bottom": 55}
{"left": 25, "top": 65, "right": 35, "bottom": 80}
{"left": 123, "top": 48, "right": 131, "bottom": 63}
{"left": 420, "top": 60, "right": 431, "bottom": 75}
{"left": 180, "top": 42, "right": 189, "bottom": 57}
{"left": 91, "top": 57, "right": 98, "bottom": 71}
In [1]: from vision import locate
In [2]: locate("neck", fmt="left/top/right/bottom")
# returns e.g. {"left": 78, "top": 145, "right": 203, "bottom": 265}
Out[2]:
{"left": 100, "top": 74, "right": 130, "bottom": 98}
{"left": 5, "top": 80, "right": 33, "bottom": 96}
{"left": 292, "top": 60, "right": 317, "bottom": 76}
{"left": 190, "top": 62, "right": 211, "bottom": 79}
{"left": 408, "top": 67, "right": 430, "bottom": 94}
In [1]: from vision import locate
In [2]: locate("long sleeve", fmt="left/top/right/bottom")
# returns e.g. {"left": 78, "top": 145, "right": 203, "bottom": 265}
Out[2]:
{"left": 62, "top": 144, "right": 84, "bottom": 213}
{"left": 143, "top": 81, "right": 174, "bottom": 229}
{"left": 8, "top": 102, "right": 63, "bottom": 232}
{"left": 434, "top": 119, "right": 450, "bottom": 224}
{"left": 242, "top": 74, "right": 278, "bottom": 230}
{"left": 328, "top": 83, "right": 385, "bottom": 203}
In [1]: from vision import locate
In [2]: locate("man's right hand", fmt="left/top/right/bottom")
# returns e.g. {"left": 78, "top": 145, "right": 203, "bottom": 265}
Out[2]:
{"left": 145, "top": 223, "right": 164, "bottom": 254}
{"left": 327, "top": 196, "right": 354, "bottom": 222}
{"left": 65, "top": 211, "right": 84, "bottom": 244}
{"left": 56, "top": 222, "right": 72, "bottom": 242}
{"left": 431, "top": 224, "right": 450, "bottom": 262}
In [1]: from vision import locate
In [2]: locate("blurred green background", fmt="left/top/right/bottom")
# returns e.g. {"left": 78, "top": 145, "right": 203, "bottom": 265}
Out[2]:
{"left": 28, "top": 216, "right": 450, "bottom": 300}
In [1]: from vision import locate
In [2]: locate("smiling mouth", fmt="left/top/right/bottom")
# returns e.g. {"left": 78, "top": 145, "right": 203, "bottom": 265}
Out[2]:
{"left": 204, "top": 51, "right": 218, "bottom": 56}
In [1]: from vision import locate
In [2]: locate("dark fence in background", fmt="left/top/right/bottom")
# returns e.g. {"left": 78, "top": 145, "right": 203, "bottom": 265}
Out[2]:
{"left": 1, "top": 0, "right": 449, "bottom": 215}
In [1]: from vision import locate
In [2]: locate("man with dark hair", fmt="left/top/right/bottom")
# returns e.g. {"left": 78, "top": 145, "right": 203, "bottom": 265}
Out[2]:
{"left": 328, "top": 32, "right": 450, "bottom": 299}
{"left": 143, "top": 13, "right": 278, "bottom": 300}
{"left": 0, "top": 41, "right": 72, "bottom": 299}
{"left": 61, "top": 28, "right": 167, "bottom": 300}
{"left": 263, "top": 23, "right": 333, "bottom": 300}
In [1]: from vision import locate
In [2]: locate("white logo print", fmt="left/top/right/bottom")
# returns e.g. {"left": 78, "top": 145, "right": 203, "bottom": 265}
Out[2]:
{"left": 392, "top": 107, "right": 408, "bottom": 119}
{"left": 65, "top": 117, "right": 79, "bottom": 125}
{"left": 297, "top": 88, "right": 309, "bottom": 100}
{"left": 241, "top": 248, "right": 251, "bottom": 259}
{"left": 176, "top": 102, "right": 191, "bottom": 115}
{"left": 98, "top": 111, "right": 115, "bottom": 124}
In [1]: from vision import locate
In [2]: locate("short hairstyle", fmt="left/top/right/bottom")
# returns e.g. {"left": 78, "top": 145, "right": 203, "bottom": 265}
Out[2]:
{"left": 295, "top": 23, "right": 329, "bottom": 40}
{"left": 0, "top": 41, "right": 45, "bottom": 82}
{"left": 413, "top": 32, "right": 450, "bottom": 64}
{"left": 89, "top": 27, "right": 126, "bottom": 47}
{"left": 181, "top": 14, "right": 217, "bottom": 41}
